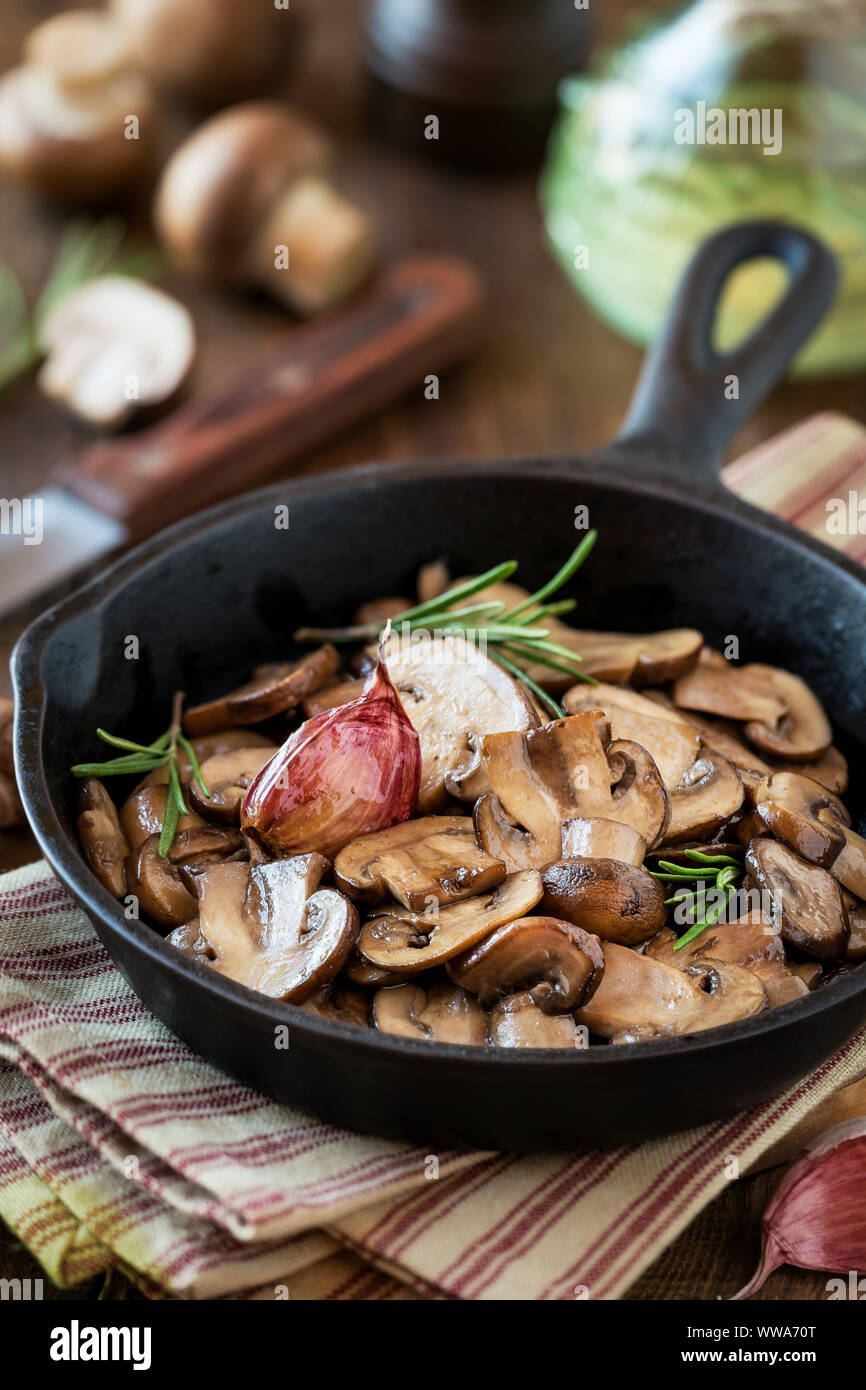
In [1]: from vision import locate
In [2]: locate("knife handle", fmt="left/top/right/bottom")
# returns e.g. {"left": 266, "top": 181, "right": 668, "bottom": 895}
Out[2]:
{"left": 61, "top": 255, "right": 484, "bottom": 541}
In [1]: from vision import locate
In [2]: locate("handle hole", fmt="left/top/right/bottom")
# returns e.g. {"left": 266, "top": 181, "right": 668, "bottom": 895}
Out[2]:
{"left": 710, "top": 257, "right": 792, "bottom": 356}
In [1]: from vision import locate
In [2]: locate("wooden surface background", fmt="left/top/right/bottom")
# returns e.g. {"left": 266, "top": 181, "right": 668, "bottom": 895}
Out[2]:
{"left": 1, "top": 0, "right": 865, "bottom": 1301}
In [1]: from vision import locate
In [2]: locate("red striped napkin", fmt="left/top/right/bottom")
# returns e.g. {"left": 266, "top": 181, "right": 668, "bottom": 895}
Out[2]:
{"left": 1, "top": 412, "right": 865, "bottom": 1299}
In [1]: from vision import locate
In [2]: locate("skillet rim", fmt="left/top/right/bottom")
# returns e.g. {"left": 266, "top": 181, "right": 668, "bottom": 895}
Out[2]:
{"left": 12, "top": 453, "right": 866, "bottom": 1071}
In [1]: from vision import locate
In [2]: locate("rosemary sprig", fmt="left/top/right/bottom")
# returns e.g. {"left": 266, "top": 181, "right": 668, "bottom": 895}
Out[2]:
{"left": 70, "top": 692, "right": 208, "bottom": 859}
{"left": 294, "top": 531, "right": 600, "bottom": 716}
{"left": 649, "top": 849, "right": 745, "bottom": 952}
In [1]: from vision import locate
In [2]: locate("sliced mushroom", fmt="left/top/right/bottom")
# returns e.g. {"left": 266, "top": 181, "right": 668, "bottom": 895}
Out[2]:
{"left": 474, "top": 713, "right": 669, "bottom": 872}
{"left": 188, "top": 746, "right": 276, "bottom": 824}
{"left": 448, "top": 916, "right": 604, "bottom": 1013}
{"left": 38, "top": 277, "right": 195, "bottom": 431}
{"left": 133, "top": 729, "right": 277, "bottom": 791}
{"left": 344, "top": 951, "right": 406, "bottom": 988}
{"left": 574, "top": 942, "right": 766, "bottom": 1041}
{"left": 488, "top": 991, "right": 583, "bottom": 1048}
{"left": 333, "top": 816, "right": 505, "bottom": 910}
{"left": 754, "top": 771, "right": 849, "bottom": 868}
{"left": 823, "top": 823, "right": 866, "bottom": 900}
{"left": 561, "top": 817, "right": 646, "bottom": 867}
{"left": 746, "top": 836, "right": 849, "bottom": 962}
{"left": 166, "top": 917, "right": 213, "bottom": 959}
{"left": 302, "top": 676, "right": 366, "bottom": 720}
{"left": 743, "top": 666, "right": 832, "bottom": 763}
{"left": 172, "top": 853, "right": 358, "bottom": 1002}
{"left": 167, "top": 825, "right": 243, "bottom": 865}
{"left": 75, "top": 777, "right": 130, "bottom": 898}
{"left": 120, "top": 783, "right": 207, "bottom": 851}
{"left": 844, "top": 897, "right": 866, "bottom": 963}
{"left": 301, "top": 982, "right": 370, "bottom": 1028}
{"left": 664, "top": 746, "right": 744, "bottom": 844}
{"left": 353, "top": 596, "right": 408, "bottom": 626}
{"left": 645, "top": 910, "right": 786, "bottom": 977}
{"left": 382, "top": 633, "right": 539, "bottom": 812}
{"left": 673, "top": 660, "right": 788, "bottom": 724}
{"left": 183, "top": 645, "right": 339, "bottom": 736}
{"left": 356, "top": 869, "right": 543, "bottom": 974}
{"left": 771, "top": 746, "right": 848, "bottom": 796}
{"left": 372, "top": 980, "right": 487, "bottom": 1044}
{"left": 125, "top": 834, "right": 197, "bottom": 928}
{"left": 540, "top": 858, "right": 667, "bottom": 946}
{"left": 564, "top": 683, "right": 700, "bottom": 789}
{"left": 678, "top": 711, "right": 772, "bottom": 801}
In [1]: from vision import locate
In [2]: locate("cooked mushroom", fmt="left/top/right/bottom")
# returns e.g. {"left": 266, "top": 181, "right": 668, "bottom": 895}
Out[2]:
{"left": 183, "top": 646, "right": 339, "bottom": 736}
{"left": 356, "top": 869, "right": 543, "bottom": 974}
{"left": 187, "top": 746, "right": 277, "bottom": 824}
{"left": 754, "top": 771, "right": 849, "bottom": 868}
{"left": 125, "top": 834, "right": 197, "bottom": 927}
{"left": 673, "top": 659, "right": 789, "bottom": 724}
{"left": 37, "top": 277, "right": 196, "bottom": 431}
{"left": 564, "top": 683, "right": 700, "bottom": 789}
{"left": 333, "top": 816, "right": 505, "bottom": 910}
{"left": 540, "top": 858, "right": 667, "bottom": 946}
{"left": 171, "top": 853, "right": 358, "bottom": 1001}
{"left": 844, "top": 896, "right": 866, "bottom": 963}
{"left": 488, "top": 991, "right": 583, "bottom": 1048}
{"left": 664, "top": 746, "right": 744, "bottom": 844}
{"left": 134, "top": 729, "right": 277, "bottom": 791}
{"left": 416, "top": 560, "right": 451, "bottom": 606}
{"left": 382, "top": 633, "right": 540, "bottom": 813}
{"left": 474, "top": 713, "right": 669, "bottom": 872}
{"left": 560, "top": 817, "right": 646, "bottom": 866}
{"left": 574, "top": 942, "right": 766, "bottom": 1041}
{"left": 302, "top": 677, "right": 366, "bottom": 720}
{"left": 677, "top": 711, "right": 772, "bottom": 801}
{"left": 154, "top": 103, "right": 376, "bottom": 316}
{"left": 301, "top": 981, "right": 370, "bottom": 1028}
{"left": 372, "top": 980, "right": 487, "bottom": 1044}
{"left": 448, "top": 915, "right": 604, "bottom": 1013}
{"left": 166, "top": 916, "right": 212, "bottom": 959}
{"left": 743, "top": 667, "right": 833, "bottom": 763}
{"left": 823, "top": 823, "right": 866, "bottom": 900}
{"left": 75, "top": 777, "right": 130, "bottom": 897}
{"left": 771, "top": 746, "right": 848, "bottom": 796}
{"left": 0, "top": 9, "right": 154, "bottom": 203}
{"left": 646, "top": 911, "right": 816, "bottom": 1010}
{"left": 746, "top": 836, "right": 849, "bottom": 962}
{"left": 120, "top": 783, "right": 207, "bottom": 850}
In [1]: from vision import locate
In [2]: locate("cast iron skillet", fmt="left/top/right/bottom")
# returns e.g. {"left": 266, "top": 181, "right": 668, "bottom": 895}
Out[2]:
{"left": 13, "top": 222, "right": 866, "bottom": 1151}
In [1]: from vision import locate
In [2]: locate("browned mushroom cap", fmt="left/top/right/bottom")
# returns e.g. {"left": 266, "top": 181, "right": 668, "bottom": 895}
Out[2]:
{"left": 754, "top": 771, "right": 849, "bottom": 869}
{"left": 382, "top": 633, "right": 540, "bottom": 813}
{"left": 333, "top": 816, "right": 505, "bottom": 910}
{"left": 771, "top": 746, "right": 848, "bottom": 796}
{"left": 743, "top": 667, "right": 832, "bottom": 763}
{"left": 167, "top": 825, "right": 243, "bottom": 865}
{"left": 166, "top": 917, "right": 212, "bottom": 959}
{"left": 678, "top": 711, "right": 772, "bottom": 801}
{"left": 645, "top": 909, "right": 786, "bottom": 977}
{"left": 173, "top": 853, "right": 358, "bottom": 1002}
{"left": 372, "top": 980, "right": 487, "bottom": 1044}
{"left": 125, "top": 835, "right": 198, "bottom": 927}
{"left": 823, "top": 823, "right": 866, "bottom": 900}
{"left": 607, "top": 739, "right": 670, "bottom": 846}
{"left": 75, "top": 778, "right": 130, "bottom": 898}
{"left": 746, "top": 836, "right": 849, "bottom": 962}
{"left": 673, "top": 660, "right": 789, "bottom": 724}
{"left": 183, "top": 646, "right": 339, "bottom": 736}
{"left": 574, "top": 942, "right": 766, "bottom": 1041}
{"left": 564, "top": 683, "right": 700, "bottom": 789}
{"left": 302, "top": 676, "right": 366, "bottom": 720}
{"left": 344, "top": 951, "right": 405, "bottom": 988}
{"left": 540, "top": 858, "right": 667, "bottom": 946}
{"left": 449, "top": 915, "right": 604, "bottom": 1013}
{"left": 488, "top": 991, "right": 583, "bottom": 1048}
{"left": 120, "top": 784, "right": 207, "bottom": 851}
{"left": 844, "top": 897, "right": 866, "bottom": 963}
{"left": 188, "top": 746, "right": 276, "bottom": 824}
{"left": 134, "top": 729, "right": 277, "bottom": 790}
{"left": 664, "top": 746, "right": 744, "bottom": 844}
{"left": 357, "top": 869, "right": 543, "bottom": 974}
{"left": 560, "top": 817, "right": 646, "bottom": 866}
{"left": 301, "top": 982, "right": 370, "bottom": 1028}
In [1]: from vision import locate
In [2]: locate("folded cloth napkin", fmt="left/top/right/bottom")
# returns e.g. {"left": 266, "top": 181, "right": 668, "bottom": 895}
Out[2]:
{"left": 0, "top": 863, "right": 864, "bottom": 1300}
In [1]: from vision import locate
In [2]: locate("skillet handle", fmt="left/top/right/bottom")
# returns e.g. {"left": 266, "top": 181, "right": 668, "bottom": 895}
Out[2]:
{"left": 616, "top": 221, "right": 838, "bottom": 480}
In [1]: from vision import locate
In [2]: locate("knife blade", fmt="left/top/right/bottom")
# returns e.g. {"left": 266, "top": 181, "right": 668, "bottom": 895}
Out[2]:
{"left": 0, "top": 255, "right": 483, "bottom": 619}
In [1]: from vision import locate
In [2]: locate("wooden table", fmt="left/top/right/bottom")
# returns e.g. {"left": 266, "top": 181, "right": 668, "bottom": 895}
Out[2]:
{"left": 1, "top": 0, "right": 864, "bottom": 1301}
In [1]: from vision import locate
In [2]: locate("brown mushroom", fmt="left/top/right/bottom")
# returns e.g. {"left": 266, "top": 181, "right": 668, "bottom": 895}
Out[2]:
{"left": 416, "top": 560, "right": 451, "bottom": 606}
{"left": 120, "top": 783, "right": 207, "bottom": 851}
{"left": 474, "top": 713, "right": 669, "bottom": 872}
{"left": 302, "top": 677, "right": 367, "bottom": 720}
{"left": 75, "top": 777, "right": 130, "bottom": 898}
{"left": 673, "top": 660, "right": 788, "bottom": 724}
{"left": 187, "top": 746, "right": 277, "bottom": 824}
{"left": 564, "top": 683, "right": 700, "bottom": 789}
{"left": 356, "top": 869, "right": 543, "bottom": 974}
{"left": 382, "top": 633, "right": 540, "bottom": 813}
{"left": 664, "top": 746, "right": 744, "bottom": 844}
{"left": 488, "top": 991, "right": 583, "bottom": 1048}
{"left": 125, "top": 834, "right": 197, "bottom": 927}
{"left": 333, "top": 816, "right": 505, "bottom": 910}
{"left": 171, "top": 853, "right": 358, "bottom": 1002}
{"left": 560, "top": 817, "right": 646, "bottom": 866}
{"left": 574, "top": 942, "right": 766, "bottom": 1041}
{"left": 677, "top": 711, "right": 772, "bottom": 801}
{"left": 746, "top": 837, "right": 849, "bottom": 962}
{"left": 372, "top": 980, "right": 487, "bottom": 1045}
{"left": 154, "top": 103, "right": 376, "bottom": 316}
{"left": 134, "top": 729, "right": 277, "bottom": 791}
{"left": 540, "top": 858, "right": 667, "bottom": 946}
{"left": 823, "top": 823, "right": 866, "bottom": 900}
{"left": 771, "top": 746, "right": 848, "bottom": 796}
{"left": 646, "top": 912, "right": 813, "bottom": 1011}
{"left": 301, "top": 982, "right": 370, "bottom": 1028}
{"left": 448, "top": 915, "right": 604, "bottom": 1013}
{"left": 844, "top": 896, "right": 866, "bottom": 964}
{"left": 754, "top": 771, "right": 849, "bottom": 868}
{"left": 743, "top": 667, "right": 832, "bottom": 763}
{"left": 183, "top": 646, "right": 339, "bottom": 736}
